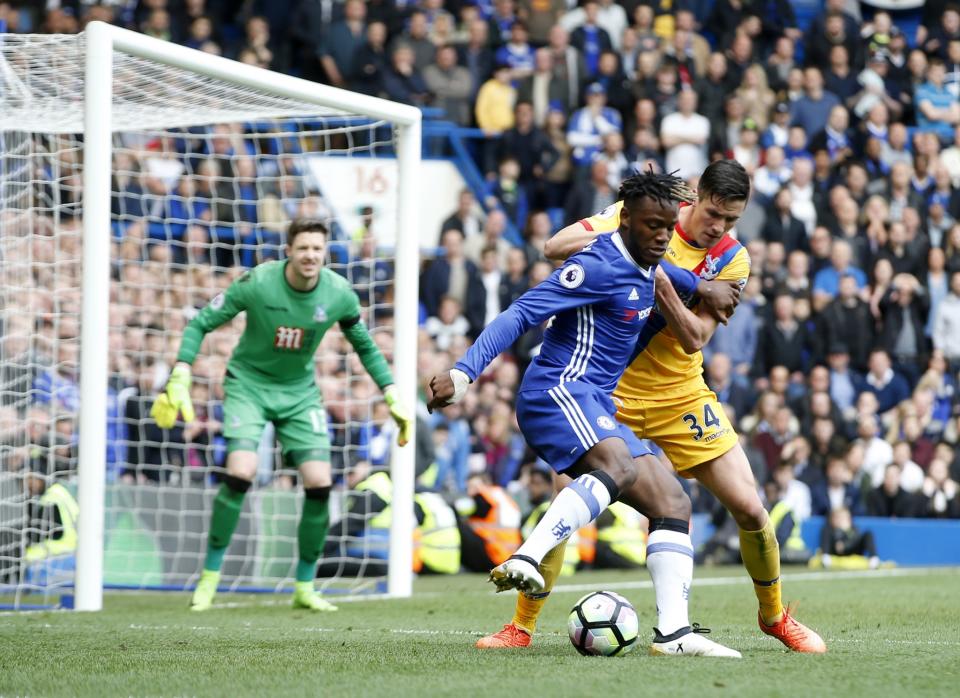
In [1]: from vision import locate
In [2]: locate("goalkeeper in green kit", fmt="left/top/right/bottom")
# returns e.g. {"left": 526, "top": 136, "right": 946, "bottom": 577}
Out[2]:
{"left": 151, "top": 219, "right": 412, "bottom": 612}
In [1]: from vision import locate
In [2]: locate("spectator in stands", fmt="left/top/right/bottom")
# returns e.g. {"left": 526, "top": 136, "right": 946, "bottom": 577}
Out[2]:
{"left": 569, "top": 1, "right": 612, "bottom": 80}
{"left": 704, "top": 278, "right": 760, "bottom": 378}
{"left": 564, "top": 159, "right": 615, "bottom": 224}
{"left": 459, "top": 18, "right": 494, "bottom": 98}
{"left": 877, "top": 273, "right": 930, "bottom": 383}
{"left": 917, "top": 58, "right": 960, "bottom": 146}
{"left": 809, "top": 105, "right": 853, "bottom": 169}
{"left": 934, "top": 270, "right": 960, "bottom": 366}
{"left": 813, "top": 507, "right": 882, "bottom": 570}
{"left": 756, "top": 294, "right": 810, "bottom": 377}
{"left": 826, "top": 344, "right": 866, "bottom": 417}
{"left": 495, "top": 20, "right": 534, "bottom": 81}
{"left": 319, "top": 0, "right": 367, "bottom": 89}
{"left": 485, "top": 157, "right": 528, "bottom": 230}
{"left": 697, "top": 52, "right": 734, "bottom": 125}
{"left": 864, "top": 349, "right": 911, "bottom": 415}
{"left": 495, "top": 101, "right": 557, "bottom": 205}
{"left": 766, "top": 38, "right": 796, "bottom": 92}
{"left": 352, "top": 21, "right": 389, "bottom": 96}
{"left": 659, "top": 89, "right": 709, "bottom": 181}
{"left": 790, "top": 67, "right": 841, "bottom": 139}
{"left": 546, "top": 25, "right": 586, "bottom": 114}
{"left": 567, "top": 82, "right": 621, "bottom": 168}
{"left": 753, "top": 147, "right": 792, "bottom": 204}
{"left": 867, "top": 462, "right": 920, "bottom": 518}
{"left": 921, "top": 457, "right": 960, "bottom": 518}
{"left": 812, "top": 241, "right": 868, "bottom": 310}
{"left": 787, "top": 158, "right": 816, "bottom": 235}
{"left": 424, "top": 44, "right": 473, "bottom": 126}
{"left": 517, "top": 50, "right": 563, "bottom": 127}
{"left": 811, "top": 452, "right": 864, "bottom": 517}
{"left": 382, "top": 44, "right": 431, "bottom": 107}
{"left": 425, "top": 296, "right": 471, "bottom": 351}
{"left": 520, "top": 0, "right": 566, "bottom": 46}
{"left": 923, "top": 5, "right": 960, "bottom": 61}
{"left": 476, "top": 63, "right": 517, "bottom": 137}
{"left": 420, "top": 228, "right": 485, "bottom": 333}
{"left": 440, "top": 188, "right": 484, "bottom": 242}
{"left": 819, "top": 275, "right": 875, "bottom": 372}
{"left": 465, "top": 209, "right": 512, "bottom": 269}
{"left": 705, "top": 352, "right": 753, "bottom": 422}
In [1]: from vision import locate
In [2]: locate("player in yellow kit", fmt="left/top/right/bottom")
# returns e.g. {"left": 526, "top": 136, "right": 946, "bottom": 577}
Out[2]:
{"left": 477, "top": 160, "right": 826, "bottom": 653}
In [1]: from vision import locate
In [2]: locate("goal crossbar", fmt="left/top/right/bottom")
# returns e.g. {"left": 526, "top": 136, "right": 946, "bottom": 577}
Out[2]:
{"left": 73, "top": 21, "right": 420, "bottom": 611}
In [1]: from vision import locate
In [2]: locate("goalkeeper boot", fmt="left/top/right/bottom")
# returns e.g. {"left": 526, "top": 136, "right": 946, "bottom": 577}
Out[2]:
{"left": 489, "top": 555, "right": 544, "bottom": 594}
{"left": 190, "top": 569, "right": 220, "bottom": 612}
{"left": 759, "top": 607, "right": 827, "bottom": 653}
{"left": 475, "top": 623, "right": 532, "bottom": 649}
{"left": 650, "top": 624, "right": 742, "bottom": 658}
{"left": 292, "top": 581, "right": 338, "bottom": 612}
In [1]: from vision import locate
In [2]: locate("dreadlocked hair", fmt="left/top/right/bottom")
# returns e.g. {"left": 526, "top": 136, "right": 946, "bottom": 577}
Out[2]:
{"left": 617, "top": 170, "right": 696, "bottom": 209}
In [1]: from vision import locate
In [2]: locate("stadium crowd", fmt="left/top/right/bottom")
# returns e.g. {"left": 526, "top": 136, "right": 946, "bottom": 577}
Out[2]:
{"left": 3, "top": 0, "right": 960, "bottom": 580}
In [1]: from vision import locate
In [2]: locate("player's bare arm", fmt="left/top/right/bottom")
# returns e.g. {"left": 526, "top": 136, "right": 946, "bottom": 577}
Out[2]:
{"left": 544, "top": 219, "right": 601, "bottom": 261}
{"left": 654, "top": 266, "right": 738, "bottom": 353}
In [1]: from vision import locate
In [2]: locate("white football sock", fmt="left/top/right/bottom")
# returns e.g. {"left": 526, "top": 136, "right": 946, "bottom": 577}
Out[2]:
{"left": 646, "top": 529, "right": 694, "bottom": 636}
{"left": 515, "top": 473, "right": 614, "bottom": 563}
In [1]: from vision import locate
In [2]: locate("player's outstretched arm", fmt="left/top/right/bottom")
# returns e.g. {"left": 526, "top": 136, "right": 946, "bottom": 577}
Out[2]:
{"left": 429, "top": 257, "right": 611, "bottom": 411}
{"left": 152, "top": 276, "right": 250, "bottom": 428}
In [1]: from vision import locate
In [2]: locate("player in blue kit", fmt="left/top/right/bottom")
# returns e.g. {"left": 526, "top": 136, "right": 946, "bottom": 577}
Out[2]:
{"left": 428, "top": 172, "right": 742, "bottom": 657}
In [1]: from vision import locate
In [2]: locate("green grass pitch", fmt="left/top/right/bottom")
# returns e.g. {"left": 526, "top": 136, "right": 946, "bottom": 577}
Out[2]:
{"left": 1, "top": 567, "right": 958, "bottom": 698}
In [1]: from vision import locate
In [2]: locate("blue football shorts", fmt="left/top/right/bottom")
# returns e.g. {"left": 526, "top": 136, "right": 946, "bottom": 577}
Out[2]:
{"left": 516, "top": 381, "right": 653, "bottom": 473}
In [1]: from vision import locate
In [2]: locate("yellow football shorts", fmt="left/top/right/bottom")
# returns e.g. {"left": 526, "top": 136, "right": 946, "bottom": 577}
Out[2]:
{"left": 613, "top": 389, "right": 739, "bottom": 474}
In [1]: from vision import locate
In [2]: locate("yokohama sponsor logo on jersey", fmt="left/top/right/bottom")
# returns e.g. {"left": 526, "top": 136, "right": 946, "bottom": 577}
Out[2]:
{"left": 274, "top": 326, "right": 304, "bottom": 350}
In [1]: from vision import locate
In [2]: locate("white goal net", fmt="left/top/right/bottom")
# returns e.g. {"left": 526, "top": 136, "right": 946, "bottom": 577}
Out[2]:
{"left": 0, "top": 26, "right": 419, "bottom": 610}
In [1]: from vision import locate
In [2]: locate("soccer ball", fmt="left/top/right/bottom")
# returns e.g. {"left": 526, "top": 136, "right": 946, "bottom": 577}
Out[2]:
{"left": 567, "top": 590, "right": 639, "bottom": 656}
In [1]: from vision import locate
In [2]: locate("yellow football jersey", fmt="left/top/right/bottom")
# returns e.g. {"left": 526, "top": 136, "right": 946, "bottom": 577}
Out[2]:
{"left": 577, "top": 201, "right": 752, "bottom": 400}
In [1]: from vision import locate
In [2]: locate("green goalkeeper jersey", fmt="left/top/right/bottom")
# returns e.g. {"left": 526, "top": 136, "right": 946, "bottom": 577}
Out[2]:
{"left": 176, "top": 260, "right": 393, "bottom": 389}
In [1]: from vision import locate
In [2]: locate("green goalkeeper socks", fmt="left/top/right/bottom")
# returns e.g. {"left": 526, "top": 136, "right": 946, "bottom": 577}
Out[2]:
{"left": 296, "top": 487, "right": 331, "bottom": 583}
{"left": 203, "top": 475, "right": 251, "bottom": 572}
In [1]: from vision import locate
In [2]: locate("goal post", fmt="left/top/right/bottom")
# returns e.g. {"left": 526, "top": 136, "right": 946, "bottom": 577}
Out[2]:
{"left": 4, "top": 21, "right": 420, "bottom": 611}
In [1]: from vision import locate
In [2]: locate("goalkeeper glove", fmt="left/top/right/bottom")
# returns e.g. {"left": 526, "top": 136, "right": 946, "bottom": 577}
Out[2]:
{"left": 383, "top": 385, "right": 412, "bottom": 447}
{"left": 150, "top": 363, "right": 195, "bottom": 429}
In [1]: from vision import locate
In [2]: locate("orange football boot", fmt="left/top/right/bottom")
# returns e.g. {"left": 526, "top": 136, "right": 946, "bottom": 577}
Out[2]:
{"left": 759, "top": 608, "right": 827, "bottom": 653}
{"left": 475, "top": 623, "right": 532, "bottom": 649}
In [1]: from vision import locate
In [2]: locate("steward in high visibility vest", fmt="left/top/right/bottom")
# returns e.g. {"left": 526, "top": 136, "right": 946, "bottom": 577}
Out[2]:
{"left": 455, "top": 472, "right": 521, "bottom": 572}
{"left": 594, "top": 502, "right": 647, "bottom": 569}
{"left": 764, "top": 481, "right": 811, "bottom": 565}
{"left": 24, "top": 478, "right": 79, "bottom": 562}
{"left": 413, "top": 492, "right": 460, "bottom": 575}
{"left": 318, "top": 470, "right": 460, "bottom": 577}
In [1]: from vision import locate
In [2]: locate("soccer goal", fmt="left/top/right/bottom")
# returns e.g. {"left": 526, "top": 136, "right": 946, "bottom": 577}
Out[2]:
{"left": 0, "top": 22, "right": 420, "bottom": 611}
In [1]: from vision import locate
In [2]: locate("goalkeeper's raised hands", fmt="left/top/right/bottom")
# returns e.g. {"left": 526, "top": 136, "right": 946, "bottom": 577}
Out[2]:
{"left": 150, "top": 363, "right": 195, "bottom": 428}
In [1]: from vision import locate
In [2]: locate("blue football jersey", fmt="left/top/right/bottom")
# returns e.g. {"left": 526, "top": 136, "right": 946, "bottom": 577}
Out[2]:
{"left": 454, "top": 232, "right": 698, "bottom": 395}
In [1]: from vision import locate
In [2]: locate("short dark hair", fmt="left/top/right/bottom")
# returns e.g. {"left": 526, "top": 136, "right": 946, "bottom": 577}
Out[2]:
{"left": 698, "top": 159, "right": 751, "bottom": 204}
{"left": 287, "top": 218, "right": 328, "bottom": 245}
{"left": 617, "top": 170, "right": 695, "bottom": 210}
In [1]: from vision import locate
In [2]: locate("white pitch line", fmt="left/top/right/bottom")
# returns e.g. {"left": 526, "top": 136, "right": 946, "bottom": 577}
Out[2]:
{"left": 549, "top": 566, "right": 951, "bottom": 595}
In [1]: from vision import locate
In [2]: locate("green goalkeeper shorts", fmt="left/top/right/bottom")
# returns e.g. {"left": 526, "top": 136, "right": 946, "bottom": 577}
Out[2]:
{"left": 222, "top": 371, "right": 330, "bottom": 462}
